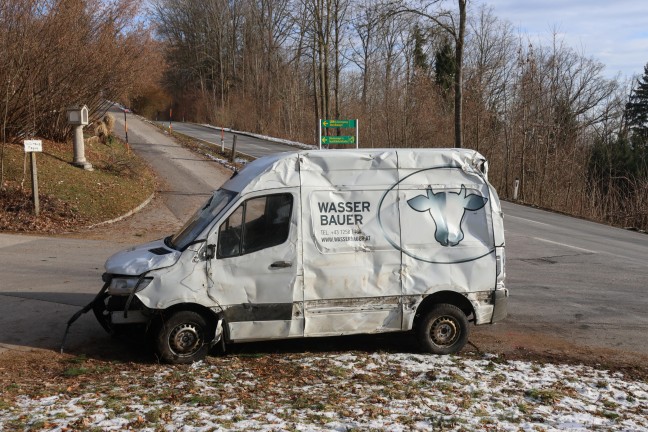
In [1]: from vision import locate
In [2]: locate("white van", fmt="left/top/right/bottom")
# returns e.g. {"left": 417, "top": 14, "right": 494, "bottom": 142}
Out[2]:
{"left": 93, "top": 149, "right": 507, "bottom": 363}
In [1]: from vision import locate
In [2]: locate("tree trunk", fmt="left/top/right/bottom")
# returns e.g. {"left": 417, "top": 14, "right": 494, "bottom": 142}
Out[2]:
{"left": 454, "top": 0, "right": 466, "bottom": 148}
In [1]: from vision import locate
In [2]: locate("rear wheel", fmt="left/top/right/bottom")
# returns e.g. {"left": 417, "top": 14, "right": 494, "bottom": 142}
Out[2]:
{"left": 155, "top": 311, "right": 212, "bottom": 364}
{"left": 417, "top": 304, "right": 469, "bottom": 355}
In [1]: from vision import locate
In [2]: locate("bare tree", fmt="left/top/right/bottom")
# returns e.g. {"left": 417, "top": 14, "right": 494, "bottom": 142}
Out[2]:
{"left": 381, "top": 0, "right": 467, "bottom": 148}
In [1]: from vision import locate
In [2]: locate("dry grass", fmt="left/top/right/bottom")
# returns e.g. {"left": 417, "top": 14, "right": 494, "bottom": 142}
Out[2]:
{"left": 0, "top": 349, "right": 646, "bottom": 431}
{"left": 0, "top": 136, "right": 156, "bottom": 233}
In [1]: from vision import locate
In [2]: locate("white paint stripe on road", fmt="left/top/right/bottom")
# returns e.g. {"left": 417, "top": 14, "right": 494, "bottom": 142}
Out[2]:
{"left": 505, "top": 214, "right": 552, "bottom": 227}
{"left": 531, "top": 237, "right": 597, "bottom": 254}
{"left": 0, "top": 234, "right": 40, "bottom": 248}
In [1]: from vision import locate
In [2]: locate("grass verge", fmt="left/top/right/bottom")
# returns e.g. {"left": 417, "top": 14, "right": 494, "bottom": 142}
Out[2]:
{"left": 153, "top": 123, "right": 252, "bottom": 170}
{"left": 0, "top": 136, "right": 156, "bottom": 233}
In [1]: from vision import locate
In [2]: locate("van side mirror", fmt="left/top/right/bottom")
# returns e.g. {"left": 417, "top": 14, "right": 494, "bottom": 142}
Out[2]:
{"left": 205, "top": 244, "right": 216, "bottom": 260}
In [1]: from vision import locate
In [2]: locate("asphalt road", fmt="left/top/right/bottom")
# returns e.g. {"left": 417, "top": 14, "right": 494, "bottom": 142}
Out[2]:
{"left": 1, "top": 115, "right": 646, "bottom": 357}
{"left": 500, "top": 201, "right": 648, "bottom": 351}
{"left": 161, "top": 120, "right": 303, "bottom": 158}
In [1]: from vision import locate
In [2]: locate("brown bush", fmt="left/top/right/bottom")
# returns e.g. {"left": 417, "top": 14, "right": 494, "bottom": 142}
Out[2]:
{"left": 0, "top": 0, "right": 155, "bottom": 142}
{"left": 103, "top": 114, "right": 115, "bottom": 134}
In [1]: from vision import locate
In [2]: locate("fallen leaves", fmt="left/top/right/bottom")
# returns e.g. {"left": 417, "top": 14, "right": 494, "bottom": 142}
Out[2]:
{"left": 0, "top": 350, "right": 647, "bottom": 431}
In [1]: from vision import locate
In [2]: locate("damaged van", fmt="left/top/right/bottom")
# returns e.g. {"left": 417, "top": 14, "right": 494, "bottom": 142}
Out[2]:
{"left": 93, "top": 149, "right": 507, "bottom": 363}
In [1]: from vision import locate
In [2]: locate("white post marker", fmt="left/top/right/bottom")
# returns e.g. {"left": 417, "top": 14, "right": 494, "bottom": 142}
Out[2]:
{"left": 67, "top": 105, "right": 93, "bottom": 170}
{"left": 355, "top": 118, "right": 359, "bottom": 149}
{"left": 513, "top": 178, "right": 520, "bottom": 201}
{"left": 24, "top": 139, "right": 42, "bottom": 216}
{"left": 318, "top": 119, "right": 322, "bottom": 150}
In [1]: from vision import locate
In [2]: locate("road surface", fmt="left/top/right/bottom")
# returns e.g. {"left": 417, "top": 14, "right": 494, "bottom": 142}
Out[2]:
{"left": 1, "top": 115, "right": 646, "bottom": 358}
{"left": 162, "top": 120, "right": 303, "bottom": 158}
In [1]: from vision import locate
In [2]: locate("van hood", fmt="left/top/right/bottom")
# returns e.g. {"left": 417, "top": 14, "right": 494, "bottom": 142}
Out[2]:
{"left": 105, "top": 239, "right": 182, "bottom": 276}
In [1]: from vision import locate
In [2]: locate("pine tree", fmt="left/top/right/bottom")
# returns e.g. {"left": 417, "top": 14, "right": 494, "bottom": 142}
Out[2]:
{"left": 412, "top": 25, "right": 429, "bottom": 76}
{"left": 434, "top": 40, "right": 455, "bottom": 94}
{"left": 626, "top": 62, "right": 648, "bottom": 142}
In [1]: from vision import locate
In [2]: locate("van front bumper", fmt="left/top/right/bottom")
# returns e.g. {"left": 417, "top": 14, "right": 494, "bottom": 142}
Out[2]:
{"left": 93, "top": 292, "right": 150, "bottom": 333}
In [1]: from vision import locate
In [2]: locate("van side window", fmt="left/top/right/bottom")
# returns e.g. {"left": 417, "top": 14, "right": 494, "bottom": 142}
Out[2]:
{"left": 217, "top": 193, "right": 293, "bottom": 259}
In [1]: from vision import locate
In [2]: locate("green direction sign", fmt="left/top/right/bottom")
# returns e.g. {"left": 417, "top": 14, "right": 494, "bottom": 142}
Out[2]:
{"left": 321, "top": 135, "right": 356, "bottom": 145}
{"left": 321, "top": 119, "right": 356, "bottom": 128}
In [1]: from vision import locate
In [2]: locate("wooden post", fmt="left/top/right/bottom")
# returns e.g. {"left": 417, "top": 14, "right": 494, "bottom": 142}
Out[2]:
{"left": 30, "top": 152, "right": 40, "bottom": 216}
{"left": 230, "top": 134, "right": 238, "bottom": 162}
{"left": 124, "top": 109, "right": 130, "bottom": 153}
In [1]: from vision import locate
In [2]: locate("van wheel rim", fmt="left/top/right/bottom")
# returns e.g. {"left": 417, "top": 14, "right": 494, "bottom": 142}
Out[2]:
{"left": 169, "top": 324, "right": 201, "bottom": 356}
{"left": 430, "top": 316, "right": 459, "bottom": 346}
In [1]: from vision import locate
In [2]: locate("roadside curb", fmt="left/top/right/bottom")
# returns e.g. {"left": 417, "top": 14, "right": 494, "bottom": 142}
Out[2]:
{"left": 171, "top": 130, "right": 254, "bottom": 164}
{"left": 86, "top": 192, "right": 155, "bottom": 229}
{"left": 201, "top": 124, "right": 317, "bottom": 151}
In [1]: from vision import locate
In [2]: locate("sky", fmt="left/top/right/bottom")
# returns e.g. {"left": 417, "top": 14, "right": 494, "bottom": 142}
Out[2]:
{"left": 476, "top": 0, "right": 648, "bottom": 81}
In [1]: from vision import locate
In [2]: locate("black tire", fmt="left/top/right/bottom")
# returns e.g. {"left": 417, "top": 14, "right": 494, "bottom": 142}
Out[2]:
{"left": 155, "top": 311, "right": 212, "bottom": 364}
{"left": 416, "top": 304, "right": 469, "bottom": 355}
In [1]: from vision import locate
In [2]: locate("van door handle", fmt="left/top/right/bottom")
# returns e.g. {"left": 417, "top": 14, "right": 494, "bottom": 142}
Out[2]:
{"left": 270, "top": 261, "right": 292, "bottom": 269}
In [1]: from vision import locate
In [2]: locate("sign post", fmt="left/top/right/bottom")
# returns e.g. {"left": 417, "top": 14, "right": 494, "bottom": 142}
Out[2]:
{"left": 319, "top": 119, "right": 358, "bottom": 149}
{"left": 230, "top": 134, "right": 238, "bottom": 162}
{"left": 24, "top": 139, "right": 42, "bottom": 216}
{"left": 124, "top": 109, "right": 130, "bottom": 154}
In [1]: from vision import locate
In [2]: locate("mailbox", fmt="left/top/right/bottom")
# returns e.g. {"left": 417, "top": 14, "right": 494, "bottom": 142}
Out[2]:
{"left": 67, "top": 105, "right": 89, "bottom": 126}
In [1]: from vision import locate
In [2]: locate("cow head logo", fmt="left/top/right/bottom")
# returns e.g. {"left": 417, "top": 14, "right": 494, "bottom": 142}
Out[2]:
{"left": 407, "top": 185, "right": 488, "bottom": 246}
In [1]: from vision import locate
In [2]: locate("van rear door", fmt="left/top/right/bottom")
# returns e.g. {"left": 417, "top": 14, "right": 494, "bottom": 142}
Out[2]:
{"left": 395, "top": 157, "right": 497, "bottom": 303}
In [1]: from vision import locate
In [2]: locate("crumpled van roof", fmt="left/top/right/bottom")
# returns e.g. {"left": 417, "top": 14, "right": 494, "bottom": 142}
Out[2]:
{"left": 222, "top": 148, "right": 487, "bottom": 194}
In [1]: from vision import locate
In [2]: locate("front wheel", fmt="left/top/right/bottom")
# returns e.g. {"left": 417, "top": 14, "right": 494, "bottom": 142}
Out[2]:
{"left": 416, "top": 304, "right": 469, "bottom": 355}
{"left": 155, "top": 311, "right": 212, "bottom": 364}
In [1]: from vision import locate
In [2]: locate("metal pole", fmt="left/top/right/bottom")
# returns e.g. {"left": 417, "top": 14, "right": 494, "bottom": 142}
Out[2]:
{"left": 318, "top": 119, "right": 322, "bottom": 150}
{"left": 169, "top": 108, "right": 173, "bottom": 133}
{"left": 30, "top": 152, "right": 39, "bottom": 216}
{"left": 355, "top": 119, "right": 359, "bottom": 149}
{"left": 230, "top": 134, "right": 238, "bottom": 162}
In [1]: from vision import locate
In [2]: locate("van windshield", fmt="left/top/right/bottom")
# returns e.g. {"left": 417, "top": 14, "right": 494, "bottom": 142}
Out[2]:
{"left": 167, "top": 189, "right": 237, "bottom": 250}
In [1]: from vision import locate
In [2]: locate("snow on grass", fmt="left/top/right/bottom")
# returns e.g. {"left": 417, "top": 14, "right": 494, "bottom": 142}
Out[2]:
{"left": 1, "top": 352, "right": 646, "bottom": 431}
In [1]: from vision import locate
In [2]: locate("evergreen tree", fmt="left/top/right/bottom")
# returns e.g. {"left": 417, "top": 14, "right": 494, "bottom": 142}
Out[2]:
{"left": 434, "top": 40, "right": 455, "bottom": 94}
{"left": 626, "top": 62, "right": 648, "bottom": 142}
{"left": 591, "top": 64, "right": 648, "bottom": 195}
{"left": 588, "top": 136, "right": 639, "bottom": 197}
{"left": 412, "top": 25, "right": 429, "bottom": 76}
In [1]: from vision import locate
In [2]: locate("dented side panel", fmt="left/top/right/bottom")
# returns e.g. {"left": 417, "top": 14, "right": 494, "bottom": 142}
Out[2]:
{"left": 397, "top": 158, "right": 497, "bottom": 327}
{"left": 205, "top": 188, "right": 304, "bottom": 341}
{"left": 300, "top": 151, "right": 403, "bottom": 336}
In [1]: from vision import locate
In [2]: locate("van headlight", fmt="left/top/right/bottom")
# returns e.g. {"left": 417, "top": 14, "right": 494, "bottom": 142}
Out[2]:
{"left": 108, "top": 277, "right": 153, "bottom": 295}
